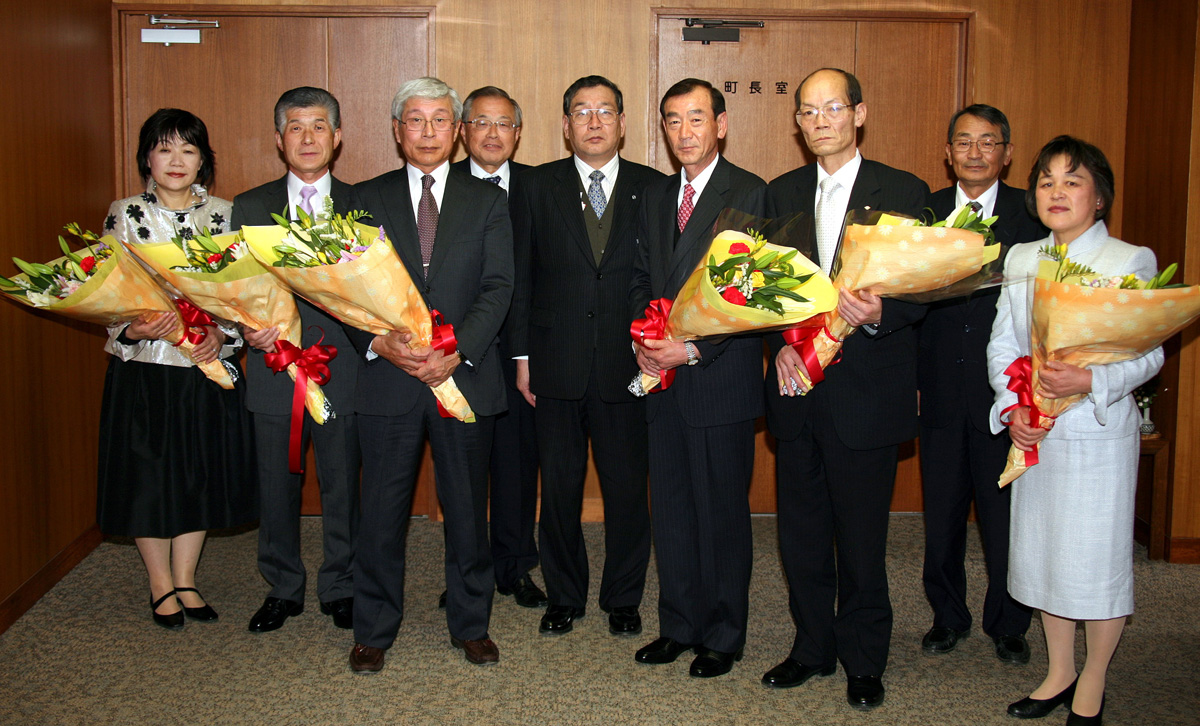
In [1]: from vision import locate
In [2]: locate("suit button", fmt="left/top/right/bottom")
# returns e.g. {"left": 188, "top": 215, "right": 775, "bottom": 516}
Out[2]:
{"left": 424, "top": 286, "right": 431, "bottom": 294}
{"left": 587, "top": 312, "right": 595, "bottom": 319}
{"left": 963, "top": 324, "right": 972, "bottom": 333}
{"left": 956, "top": 357, "right": 964, "bottom": 364}
{"left": 596, "top": 273, "right": 604, "bottom": 280}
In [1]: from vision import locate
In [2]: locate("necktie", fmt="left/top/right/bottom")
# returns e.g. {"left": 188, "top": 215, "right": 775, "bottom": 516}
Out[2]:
{"left": 588, "top": 170, "right": 607, "bottom": 219}
{"left": 678, "top": 183, "right": 696, "bottom": 233}
{"left": 483, "top": 175, "right": 502, "bottom": 185}
{"left": 299, "top": 185, "right": 318, "bottom": 216}
{"left": 968, "top": 200, "right": 982, "bottom": 214}
{"left": 815, "top": 177, "right": 842, "bottom": 275}
{"left": 418, "top": 174, "right": 439, "bottom": 276}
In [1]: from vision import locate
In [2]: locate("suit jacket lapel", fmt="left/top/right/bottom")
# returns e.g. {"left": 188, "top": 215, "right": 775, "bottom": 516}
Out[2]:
{"left": 603, "top": 161, "right": 641, "bottom": 267}
{"left": 263, "top": 176, "right": 289, "bottom": 220}
{"left": 668, "top": 161, "right": 726, "bottom": 289}
{"left": 426, "top": 171, "right": 468, "bottom": 281}
{"left": 551, "top": 160, "right": 594, "bottom": 265}
{"left": 381, "top": 171, "right": 422, "bottom": 278}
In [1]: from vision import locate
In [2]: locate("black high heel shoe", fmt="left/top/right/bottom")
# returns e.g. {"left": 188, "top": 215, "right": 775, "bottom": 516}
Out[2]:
{"left": 175, "top": 586, "right": 219, "bottom": 622}
{"left": 1066, "top": 694, "right": 1105, "bottom": 725}
{"left": 151, "top": 590, "right": 184, "bottom": 630}
{"left": 1007, "top": 678, "right": 1077, "bottom": 718}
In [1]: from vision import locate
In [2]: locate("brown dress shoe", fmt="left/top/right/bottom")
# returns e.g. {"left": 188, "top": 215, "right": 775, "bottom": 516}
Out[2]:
{"left": 451, "top": 636, "right": 500, "bottom": 665}
{"left": 349, "top": 643, "right": 385, "bottom": 673}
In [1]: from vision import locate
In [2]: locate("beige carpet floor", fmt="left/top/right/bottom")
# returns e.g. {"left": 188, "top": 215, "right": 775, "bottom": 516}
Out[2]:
{"left": 1, "top": 516, "right": 1197, "bottom": 725}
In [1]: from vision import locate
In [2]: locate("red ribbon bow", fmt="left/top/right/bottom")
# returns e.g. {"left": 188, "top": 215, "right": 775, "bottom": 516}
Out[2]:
{"left": 1000, "top": 355, "right": 1052, "bottom": 468}
{"left": 428, "top": 310, "right": 459, "bottom": 419}
{"left": 781, "top": 315, "right": 842, "bottom": 386}
{"left": 630, "top": 298, "right": 676, "bottom": 392}
{"left": 172, "top": 299, "right": 214, "bottom": 347}
{"left": 264, "top": 332, "right": 338, "bottom": 474}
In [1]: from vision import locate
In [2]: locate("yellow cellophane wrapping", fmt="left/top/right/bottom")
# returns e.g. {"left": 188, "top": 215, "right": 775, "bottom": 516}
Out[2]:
{"left": 638, "top": 234, "right": 837, "bottom": 392}
{"left": 1, "top": 236, "right": 234, "bottom": 388}
{"left": 242, "top": 222, "right": 475, "bottom": 423}
{"left": 793, "top": 223, "right": 1001, "bottom": 389}
{"left": 126, "top": 233, "right": 333, "bottom": 424}
{"left": 997, "top": 262, "right": 1200, "bottom": 486}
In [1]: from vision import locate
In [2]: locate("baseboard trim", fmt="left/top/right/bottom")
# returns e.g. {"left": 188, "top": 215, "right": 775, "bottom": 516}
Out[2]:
{"left": 0, "top": 525, "right": 103, "bottom": 635}
{"left": 1168, "top": 537, "right": 1200, "bottom": 563}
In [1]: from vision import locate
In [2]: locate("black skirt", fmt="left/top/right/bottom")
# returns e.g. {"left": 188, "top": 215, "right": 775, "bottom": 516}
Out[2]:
{"left": 96, "top": 357, "right": 258, "bottom": 538}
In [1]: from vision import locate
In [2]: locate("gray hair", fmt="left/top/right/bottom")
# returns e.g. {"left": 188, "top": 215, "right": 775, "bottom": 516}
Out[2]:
{"left": 274, "top": 86, "right": 341, "bottom": 134}
{"left": 462, "top": 86, "right": 523, "bottom": 129}
{"left": 391, "top": 77, "right": 462, "bottom": 123}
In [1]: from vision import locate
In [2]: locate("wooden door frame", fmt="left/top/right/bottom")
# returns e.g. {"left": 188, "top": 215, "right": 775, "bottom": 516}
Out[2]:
{"left": 112, "top": 4, "right": 436, "bottom": 198}
{"left": 647, "top": 8, "right": 975, "bottom": 169}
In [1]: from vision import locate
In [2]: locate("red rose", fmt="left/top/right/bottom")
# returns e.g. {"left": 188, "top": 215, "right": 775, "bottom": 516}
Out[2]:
{"left": 728, "top": 242, "right": 751, "bottom": 255}
{"left": 721, "top": 287, "right": 747, "bottom": 305}
{"left": 207, "top": 253, "right": 224, "bottom": 264}
{"left": 79, "top": 256, "right": 96, "bottom": 273}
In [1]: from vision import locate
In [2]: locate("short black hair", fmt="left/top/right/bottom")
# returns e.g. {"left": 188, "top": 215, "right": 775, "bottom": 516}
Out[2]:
{"left": 135, "top": 108, "right": 215, "bottom": 188}
{"left": 274, "top": 86, "right": 341, "bottom": 134}
{"left": 1025, "top": 135, "right": 1115, "bottom": 222}
{"left": 795, "top": 68, "right": 863, "bottom": 109}
{"left": 563, "top": 75, "right": 623, "bottom": 115}
{"left": 947, "top": 103, "right": 1011, "bottom": 144}
{"left": 659, "top": 78, "right": 725, "bottom": 118}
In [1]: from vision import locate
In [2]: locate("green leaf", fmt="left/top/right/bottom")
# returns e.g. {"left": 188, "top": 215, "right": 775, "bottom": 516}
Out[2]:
{"left": 270, "top": 212, "right": 292, "bottom": 228}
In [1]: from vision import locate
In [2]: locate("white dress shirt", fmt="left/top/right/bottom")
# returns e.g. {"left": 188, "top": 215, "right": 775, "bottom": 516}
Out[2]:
{"left": 574, "top": 153, "right": 620, "bottom": 211}
{"left": 406, "top": 160, "right": 450, "bottom": 220}
{"left": 286, "top": 171, "right": 332, "bottom": 219}
{"left": 468, "top": 158, "right": 512, "bottom": 193}
{"left": 955, "top": 179, "right": 1000, "bottom": 219}
{"left": 676, "top": 153, "right": 720, "bottom": 209}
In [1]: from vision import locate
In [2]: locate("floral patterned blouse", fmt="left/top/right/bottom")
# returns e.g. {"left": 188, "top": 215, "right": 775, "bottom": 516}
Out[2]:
{"left": 101, "top": 184, "right": 240, "bottom": 368}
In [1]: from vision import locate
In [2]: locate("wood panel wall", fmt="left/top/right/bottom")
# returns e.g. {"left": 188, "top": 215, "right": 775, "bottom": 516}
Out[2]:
{"left": 8, "top": 0, "right": 1190, "bottom": 631}
{"left": 0, "top": 0, "right": 114, "bottom": 631}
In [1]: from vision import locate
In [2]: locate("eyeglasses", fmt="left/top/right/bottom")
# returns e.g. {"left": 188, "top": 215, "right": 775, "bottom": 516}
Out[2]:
{"left": 401, "top": 116, "right": 454, "bottom": 132}
{"left": 795, "top": 103, "right": 855, "bottom": 125}
{"left": 950, "top": 138, "right": 1005, "bottom": 153}
{"left": 569, "top": 108, "right": 619, "bottom": 126}
{"left": 466, "top": 118, "right": 518, "bottom": 133}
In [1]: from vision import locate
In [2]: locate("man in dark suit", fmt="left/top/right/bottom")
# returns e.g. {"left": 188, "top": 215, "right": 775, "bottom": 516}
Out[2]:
{"left": 917, "top": 104, "right": 1043, "bottom": 663}
{"left": 232, "top": 86, "right": 363, "bottom": 635}
{"left": 438, "top": 86, "right": 545, "bottom": 610}
{"left": 343, "top": 77, "right": 513, "bottom": 672}
{"left": 510, "top": 75, "right": 663, "bottom": 637}
{"left": 629, "top": 79, "right": 765, "bottom": 678}
{"left": 760, "top": 68, "right": 929, "bottom": 710}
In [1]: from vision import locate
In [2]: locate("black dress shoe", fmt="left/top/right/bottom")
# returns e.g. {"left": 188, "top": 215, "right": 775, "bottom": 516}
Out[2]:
{"left": 498, "top": 574, "right": 548, "bottom": 608}
{"left": 1007, "top": 679, "right": 1077, "bottom": 718}
{"left": 539, "top": 605, "right": 585, "bottom": 634}
{"left": 847, "top": 675, "right": 885, "bottom": 710}
{"left": 994, "top": 633, "right": 1031, "bottom": 664}
{"left": 320, "top": 597, "right": 353, "bottom": 629}
{"left": 437, "top": 590, "right": 447, "bottom": 609}
{"left": 607, "top": 606, "right": 642, "bottom": 636}
{"left": 248, "top": 597, "right": 303, "bottom": 633}
{"left": 150, "top": 590, "right": 184, "bottom": 630}
{"left": 1065, "top": 694, "right": 1104, "bottom": 725}
{"left": 635, "top": 637, "right": 697, "bottom": 664}
{"left": 689, "top": 648, "right": 743, "bottom": 678}
{"left": 174, "top": 587, "right": 218, "bottom": 622}
{"left": 761, "top": 658, "right": 836, "bottom": 689}
{"left": 921, "top": 625, "right": 968, "bottom": 654}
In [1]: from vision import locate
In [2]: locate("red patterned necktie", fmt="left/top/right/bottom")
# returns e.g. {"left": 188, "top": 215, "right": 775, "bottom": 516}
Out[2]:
{"left": 678, "top": 183, "right": 695, "bottom": 232}
{"left": 418, "top": 174, "right": 438, "bottom": 277}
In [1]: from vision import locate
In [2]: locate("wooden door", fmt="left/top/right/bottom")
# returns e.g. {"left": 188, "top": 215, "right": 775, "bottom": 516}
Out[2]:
{"left": 115, "top": 7, "right": 435, "bottom": 515}
{"left": 652, "top": 10, "right": 971, "bottom": 512}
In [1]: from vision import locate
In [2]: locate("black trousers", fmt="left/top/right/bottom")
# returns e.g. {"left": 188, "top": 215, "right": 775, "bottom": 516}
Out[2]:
{"left": 488, "top": 382, "right": 540, "bottom": 589}
{"left": 535, "top": 377, "right": 650, "bottom": 611}
{"left": 353, "top": 393, "right": 495, "bottom": 648}
{"left": 920, "top": 409, "right": 1032, "bottom": 638}
{"left": 253, "top": 411, "right": 360, "bottom": 605}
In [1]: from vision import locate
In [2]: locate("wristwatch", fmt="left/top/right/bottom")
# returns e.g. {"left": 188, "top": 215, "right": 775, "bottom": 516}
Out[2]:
{"left": 684, "top": 342, "right": 700, "bottom": 366}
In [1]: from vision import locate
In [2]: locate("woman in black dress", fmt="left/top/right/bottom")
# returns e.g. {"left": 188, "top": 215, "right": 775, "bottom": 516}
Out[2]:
{"left": 99, "top": 109, "right": 256, "bottom": 628}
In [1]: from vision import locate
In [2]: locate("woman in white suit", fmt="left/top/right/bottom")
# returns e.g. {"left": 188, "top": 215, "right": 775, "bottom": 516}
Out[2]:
{"left": 986, "top": 136, "right": 1162, "bottom": 726}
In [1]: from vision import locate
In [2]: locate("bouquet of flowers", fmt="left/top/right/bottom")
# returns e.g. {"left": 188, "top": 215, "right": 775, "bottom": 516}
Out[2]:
{"left": 786, "top": 204, "right": 1003, "bottom": 389}
{"left": 630, "top": 209, "right": 838, "bottom": 395}
{"left": 0, "top": 224, "right": 236, "bottom": 388}
{"left": 996, "top": 247, "right": 1200, "bottom": 486}
{"left": 241, "top": 204, "right": 475, "bottom": 423}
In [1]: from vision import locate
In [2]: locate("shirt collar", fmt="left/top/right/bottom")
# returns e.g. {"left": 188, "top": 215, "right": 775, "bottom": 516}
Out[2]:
{"left": 406, "top": 160, "right": 451, "bottom": 189}
{"left": 955, "top": 179, "right": 1000, "bottom": 218}
{"left": 816, "top": 150, "right": 863, "bottom": 190}
{"left": 574, "top": 153, "right": 620, "bottom": 187}
{"left": 286, "top": 170, "right": 332, "bottom": 197}
{"left": 681, "top": 154, "right": 720, "bottom": 198}
{"left": 468, "top": 158, "right": 510, "bottom": 186}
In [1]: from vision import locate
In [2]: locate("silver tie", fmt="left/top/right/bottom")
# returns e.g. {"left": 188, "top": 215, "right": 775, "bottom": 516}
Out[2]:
{"left": 816, "top": 177, "right": 843, "bottom": 275}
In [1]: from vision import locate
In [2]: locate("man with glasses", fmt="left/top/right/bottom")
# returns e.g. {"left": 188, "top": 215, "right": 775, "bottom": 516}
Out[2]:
{"left": 917, "top": 103, "right": 1044, "bottom": 664}
{"left": 761, "top": 68, "right": 929, "bottom": 710}
{"left": 435, "top": 86, "right": 546, "bottom": 612}
{"left": 629, "top": 78, "right": 765, "bottom": 678}
{"left": 510, "top": 75, "right": 663, "bottom": 639}
{"left": 343, "top": 77, "right": 513, "bottom": 672}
